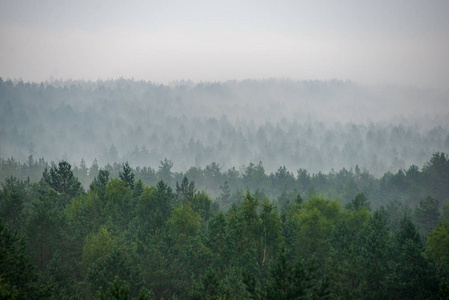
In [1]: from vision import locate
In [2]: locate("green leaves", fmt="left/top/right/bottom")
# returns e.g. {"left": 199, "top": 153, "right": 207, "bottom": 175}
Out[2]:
{"left": 169, "top": 203, "right": 201, "bottom": 240}
{"left": 426, "top": 221, "right": 449, "bottom": 268}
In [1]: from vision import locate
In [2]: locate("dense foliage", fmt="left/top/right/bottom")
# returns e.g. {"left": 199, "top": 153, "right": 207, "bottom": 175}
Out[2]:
{"left": 0, "top": 153, "right": 448, "bottom": 299}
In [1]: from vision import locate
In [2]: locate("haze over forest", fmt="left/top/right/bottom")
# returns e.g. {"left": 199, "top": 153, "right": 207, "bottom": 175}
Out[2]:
{"left": 1, "top": 78, "right": 449, "bottom": 177}
{"left": 1, "top": 0, "right": 449, "bottom": 176}
{"left": 2, "top": 1, "right": 449, "bottom": 299}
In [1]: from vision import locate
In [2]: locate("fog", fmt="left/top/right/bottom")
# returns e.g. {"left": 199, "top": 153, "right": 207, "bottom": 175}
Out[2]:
{"left": 1, "top": 1, "right": 449, "bottom": 88}
{"left": 1, "top": 1, "right": 449, "bottom": 176}
{"left": 1, "top": 78, "right": 448, "bottom": 176}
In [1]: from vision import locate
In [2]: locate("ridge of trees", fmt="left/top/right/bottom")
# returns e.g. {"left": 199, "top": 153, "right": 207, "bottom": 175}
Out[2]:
{"left": 0, "top": 152, "right": 448, "bottom": 298}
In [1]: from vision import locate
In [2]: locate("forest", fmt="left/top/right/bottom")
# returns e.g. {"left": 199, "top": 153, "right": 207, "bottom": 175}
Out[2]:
{"left": 1, "top": 78, "right": 449, "bottom": 299}
{"left": 1, "top": 78, "right": 448, "bottom": 176}
{"left": 1, "top": 151, "right": 449, "bottom": 299}
{"left": 3, "top": 0, "right": 449, "bottom": 298}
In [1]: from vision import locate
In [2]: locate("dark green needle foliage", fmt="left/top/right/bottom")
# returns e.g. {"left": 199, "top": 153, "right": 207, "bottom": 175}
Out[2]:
{"left": 0, "top": 152, "right": 447, "bottom": 299}
{"left": 119, "top": 162, "right": 135, "bottom": 190}
{"left": 0, "top": 218, "right": 52, "bottom": 299}
{"left": 96, "top": 276, "right": 130, "bottom": 300}
{"left": 43, "top": 160, "right": 84, "bottom": 198}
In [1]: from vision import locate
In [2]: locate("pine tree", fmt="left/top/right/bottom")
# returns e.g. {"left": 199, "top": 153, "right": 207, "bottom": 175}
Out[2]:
{"left": 119, "top": 162, "right": 135, "bottom": 190}
{"left": 0, "top": 218, "right": 52, "bottom": 298}
{"left": 43, "top": 160, "right": 84, "bottom": 198}
{"left": 387, "top": 215, "right": 439, "bottom": 298}
{"left": 176, "top": 176, "right": 196, "bottom": 205}
{"left": 415, "top": 196, "right": 440, "bottom": 236}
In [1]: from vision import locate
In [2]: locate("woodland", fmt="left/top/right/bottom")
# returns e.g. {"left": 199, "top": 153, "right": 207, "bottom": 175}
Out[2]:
{"left": 1, "top": 78, "right": 449, "bottom": 299}
{"left": 0, "top": 152, "right": 449, "bottom": 299}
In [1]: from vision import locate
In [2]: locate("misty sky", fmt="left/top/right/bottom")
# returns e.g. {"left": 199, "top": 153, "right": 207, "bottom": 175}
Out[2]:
{"left": 1, "top": 0, "right": 449, "bottom": 88}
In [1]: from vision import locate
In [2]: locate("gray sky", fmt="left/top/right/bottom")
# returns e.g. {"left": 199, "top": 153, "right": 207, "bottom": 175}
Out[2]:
{"left": 1, "top": 0, "right": 449, "bottom": 88}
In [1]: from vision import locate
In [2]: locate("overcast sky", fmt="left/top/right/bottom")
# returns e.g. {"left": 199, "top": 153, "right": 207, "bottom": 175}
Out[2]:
{"left": 1, "top": 0, "right": 448, "bottom": 88}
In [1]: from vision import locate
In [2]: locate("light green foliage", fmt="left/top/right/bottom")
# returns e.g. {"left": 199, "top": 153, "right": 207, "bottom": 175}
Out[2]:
{"left": 441, "top": 203, "right": 449, "bottom": 223}
{"left": 82, "top": 226, "right": 117, "bottom": 272}
{"left": 65, "top": 192, "right": 103, "bottom": 226}
{"left": 294, "top": 195, "right": 341, "bottom": 260}
{"left": 105, "top": 179, "right": 132, "bottom": 211}
{"left": 169, "top": 203, "right": 201, "bottom": 240}
{"left": 426, "top": 221, "right": 449, "bottom": 267}
{"left": 104, "top": 179, "right": 134, "bottom": 226}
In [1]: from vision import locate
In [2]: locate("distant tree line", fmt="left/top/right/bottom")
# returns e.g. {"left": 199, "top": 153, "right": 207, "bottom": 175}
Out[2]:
{"left": 1, "top": 152, "right": 448, "bottom": 212}
{"left": 1, "top": 77, "right": 448, "bottom": 176}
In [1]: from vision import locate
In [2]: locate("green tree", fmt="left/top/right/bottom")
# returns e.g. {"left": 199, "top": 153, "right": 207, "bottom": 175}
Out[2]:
{"left": 90, "top": 169, "right": 110, "bottom": 201}
{"left": 345, "top": 192, "right": 370, "bottom": 211}
{"left": 387, "top": 215, "right": 439, "bottom": 299}
{"left": 96, "top": 276, "right": 130, "bottom": 300}
{"left": 245, "top": 248, "right": 329, "bottom": 300}
{"left": 169, "top": 203, "right": 201, "bottom": 240}
{"left": 43, "top": 160, "right": 84, "bottom": 198}
{"left": 206, "top": 211, "right": 228, "bottom": 267}
{"left": 0, "top": 176, "right": 27, "bottom": 232}
{"left": 192, "top": 191, "right": 214, "bottom": 222}
{"left": 0, "top": 218, "right": 52, "bottom": 299}
{"left": 176, "top": 176, "right": 196, "bottom": 205}
{"left": 137, "top": 181, "right": 173, "bottom": 238}
{"left": 294, "top": 195, "right": 341, "bottom": 263}
{"left": 104, "top": 179, "right": 134, "bottom": 227}
{"left": 190, "top": 267, "right": 222, "bottom": 300}
{"left": 158, "top": 159, "right": 174, "bottom": 187}
{"left": 133, "top": 179, "right": 144, "bottom": 199}
{"left": 415, "top": 196, "right": 440, "bottom": 236}
{"left": 26, "top": 189, "right": 61, "bottom": 272}
{"left": 216, "top": 180, "right": 232, "bottom": 210}
{"left": 239, "top": 191, "right": 261, "bottom": 254}
{"left": 359, "top": 210, "right": 391, "bottom": 299}
{"left": 328, "top": 202, "right": 369, "bottom": 298}
{"left": 82, "top": 226, "right": 118, "bottom": 272}
{"left": 119, "top": 162, "right": 135, "bottom": 190}
{"left": 426, "top": 221, "right": 449, "bottom": 268}
{"left": 259, "top": 199, "right": 282, "bottom": 267}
